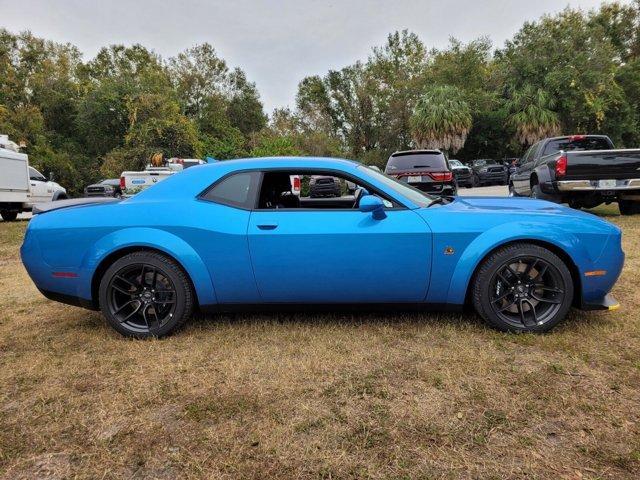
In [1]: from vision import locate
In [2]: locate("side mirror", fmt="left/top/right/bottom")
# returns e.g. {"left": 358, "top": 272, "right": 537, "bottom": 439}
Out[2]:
{"left": 48, "top": 172, "right": 55, "bottom": 182}
{"left": 359, "top": 195, "right": 387, "bottom": 220}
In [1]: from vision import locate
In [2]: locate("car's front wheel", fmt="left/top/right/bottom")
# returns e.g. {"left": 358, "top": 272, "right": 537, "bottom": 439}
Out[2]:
{"left": 472, "top": 243, "right": 573, "bottom": 333}
{"left": 98, "top": 251, "right": 194, "bottom": 338}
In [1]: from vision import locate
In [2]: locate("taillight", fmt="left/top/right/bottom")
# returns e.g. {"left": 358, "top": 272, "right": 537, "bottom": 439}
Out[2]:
{"left": 293, "top": 177, "right": 301, "bottom": 190}
{"left": 569, "top": 135, "right": 586, "bottom": 142}
{"left": 120, "top": 176, "right": 125, "bottom": 189}
{"left": 555, "top": 155, "right": 567, "bottom": 178}
{"left": 429, "top": 172, "right": 453, "bottom": 182}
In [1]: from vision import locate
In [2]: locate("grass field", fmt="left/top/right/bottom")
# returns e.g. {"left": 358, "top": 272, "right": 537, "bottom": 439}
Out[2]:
{"left": 1, "top": 205, "right": 639, "bottom": 479}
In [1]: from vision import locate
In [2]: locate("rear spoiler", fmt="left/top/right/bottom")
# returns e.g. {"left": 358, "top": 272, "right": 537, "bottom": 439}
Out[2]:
{"left": 33, "top": 197, "right": 120, "bottom": 215}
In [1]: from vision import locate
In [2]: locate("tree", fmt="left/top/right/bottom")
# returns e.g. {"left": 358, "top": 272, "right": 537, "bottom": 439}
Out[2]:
{"left": 505, "top": 85, "right": 560, "bottom": 146}
{"left": 410, "top": 85, "right": 472, "bottom": 153}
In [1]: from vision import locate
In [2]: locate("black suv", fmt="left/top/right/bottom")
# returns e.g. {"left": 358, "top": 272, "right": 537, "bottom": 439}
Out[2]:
{"left": 470, "top": 159, "right": 508, "bottom": 186}
{"left": 309, "top": 176, "right": 342, "bottom": 197}
{"left": 385, "top": 150, "right": 456, "bottom": 195}
{"left": 84, "top": 179, "right": 123, "bottom": 198}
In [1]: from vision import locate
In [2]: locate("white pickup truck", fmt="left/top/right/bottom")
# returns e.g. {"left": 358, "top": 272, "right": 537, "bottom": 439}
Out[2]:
{"left": 0, "top": 135, "right": 68, "bottom": 221}
{"left": 119, "top": 158, "right": 206, "bottom": 196}
{"left": 120, "top": 164, "right": 183, "bottom": 197}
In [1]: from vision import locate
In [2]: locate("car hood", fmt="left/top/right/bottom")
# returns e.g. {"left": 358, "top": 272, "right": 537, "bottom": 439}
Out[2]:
{"left": 442, "top": 196, "right": 583, "bottom": 216}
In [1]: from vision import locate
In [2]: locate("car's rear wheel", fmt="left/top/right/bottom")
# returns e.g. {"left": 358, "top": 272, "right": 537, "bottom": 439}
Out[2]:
{"left": 472, "top": 243, "right": 573, "bottom": 333}
{"left": 99, "top": 251, "right": 194, "bottom": 338}
{"left": 0, "top": 210, "right": 18, "bottom": 221}
{"left": 619, "top": 200, "right": 640, "bottom": 215}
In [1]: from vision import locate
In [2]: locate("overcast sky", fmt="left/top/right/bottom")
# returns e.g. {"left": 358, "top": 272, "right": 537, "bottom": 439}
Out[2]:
{"left": 1, "top": 0, "right": 626, "bottom": 112}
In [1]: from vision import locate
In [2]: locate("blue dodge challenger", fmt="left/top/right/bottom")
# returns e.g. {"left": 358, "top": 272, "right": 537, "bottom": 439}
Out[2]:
{"left": 21, "top": 157, "right": 624, "bottom": 337}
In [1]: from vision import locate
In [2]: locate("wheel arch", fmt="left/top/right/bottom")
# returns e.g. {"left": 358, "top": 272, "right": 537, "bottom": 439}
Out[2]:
{"left": 81, "top": 228, "right": 217, "bottom": 309}
{"left": 462, "top": 239, "right": 582, "bottom": 309}
{"left": 443, "top": 222, "right": 589, "bottom": 308}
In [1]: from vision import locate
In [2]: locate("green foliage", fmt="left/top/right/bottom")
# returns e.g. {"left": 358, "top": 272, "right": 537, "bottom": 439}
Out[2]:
{"left": 410, "top": 85, "right": 472, "bottom": 153}
{"left": 505, "top": 85, "right": 560, "bottom": 146}
{"left": 248, "top": 132, "right": 302, "bottom": 157}
{"left": 1, "top": 1, "right": 640, "bottom": 194}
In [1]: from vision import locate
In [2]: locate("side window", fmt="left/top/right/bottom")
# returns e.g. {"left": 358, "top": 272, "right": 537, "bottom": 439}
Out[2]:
{"left": 200, "top": 171, "right": 260, "bottom": 209}
{"left": 29, "top": 167, "right": 45, "bottom": 181}
{"left": 256, "top": 171, "right": 396, "bottom": 210}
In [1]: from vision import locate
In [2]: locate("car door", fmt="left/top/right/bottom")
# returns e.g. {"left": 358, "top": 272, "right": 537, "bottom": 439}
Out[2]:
{"left": 512, "top": 143, "right": 538, "bottom": 195}
{"left": 28, "top": 167, "right": 52, "bottom": 203}
{"left": 247, "top": 172, "right": 432, "bottom": 303}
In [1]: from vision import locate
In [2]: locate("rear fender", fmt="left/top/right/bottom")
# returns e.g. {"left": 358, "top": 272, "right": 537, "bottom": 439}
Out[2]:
{"left": 80, "top": 227, "right": 216, "bottom": 306}
{"left": 446, "top": 222, "right": 590, "bottom": 305}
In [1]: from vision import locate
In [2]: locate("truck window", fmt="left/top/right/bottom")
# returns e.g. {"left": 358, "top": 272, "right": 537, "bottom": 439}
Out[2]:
{"left": 542, "top": 137, "right": 612, "bottom": 156}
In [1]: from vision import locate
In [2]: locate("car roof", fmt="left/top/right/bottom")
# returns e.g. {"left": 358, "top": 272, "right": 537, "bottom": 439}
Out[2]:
{"left": 129, "top": 156, "right": 423, "bottom": 209}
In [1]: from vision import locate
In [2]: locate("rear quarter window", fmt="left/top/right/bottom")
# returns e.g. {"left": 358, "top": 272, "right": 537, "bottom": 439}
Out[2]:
{"left": 386, "top": 152, "right": 447, "bottom": 172}
{"left": 200, "top": 171, "right": 260, "bottom": 209}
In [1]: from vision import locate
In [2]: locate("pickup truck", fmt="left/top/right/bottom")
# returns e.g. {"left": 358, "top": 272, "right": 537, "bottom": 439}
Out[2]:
{"left": 120, "top": 164, "right": 183, "bottom": 197}
{"left": 509, "top": 135, "right": 640, "bottom": 215}
{"left": 0, "top": 135, "right": 67, "bottom": 221}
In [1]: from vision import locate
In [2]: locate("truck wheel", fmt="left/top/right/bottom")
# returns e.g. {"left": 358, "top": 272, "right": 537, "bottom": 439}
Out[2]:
{"left": 472, "top": 243, "right": 573, "bottom": 333}
{"left": 98, "top": 251, "right": 194, "bottom": 338}
{"left": 531, "top": 184, "right": 561, "bottom": 203}
{"left": 619, "top": 200, "right": 640, "bottom": 215}
{"left": 0, "top": 210, "right": 18, "bottom": 221}
{"left": 472, "top": 174, "right": 480, "bottom": 187}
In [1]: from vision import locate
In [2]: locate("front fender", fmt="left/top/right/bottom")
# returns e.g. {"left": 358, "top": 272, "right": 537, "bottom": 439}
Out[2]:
{"left": 445, "top": 221, "right": 593, "bottom": 305}
{"left": 79, "top": 227, "right": 217, "bottom": 306}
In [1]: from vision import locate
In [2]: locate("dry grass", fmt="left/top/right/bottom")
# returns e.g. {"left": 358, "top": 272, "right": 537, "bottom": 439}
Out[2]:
{"left": 1, "top": 206, "right": 639, "bottom": 479}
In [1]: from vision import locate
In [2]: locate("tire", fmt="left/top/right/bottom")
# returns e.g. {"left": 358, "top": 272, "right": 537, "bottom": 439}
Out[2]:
{"left": 0, "top": 210, "right": 18, "bottom": 221}
{"left": 472, "top": 174, "right": 480, "bottom": 187}
{"left": 619, "top": 200, "right": 640, "bottom": 215}
{"left": 472, "top": 243, "right": 574, "bottom": 333}
{"left": 98, "top": 251, "right": 194, "bottom": 338}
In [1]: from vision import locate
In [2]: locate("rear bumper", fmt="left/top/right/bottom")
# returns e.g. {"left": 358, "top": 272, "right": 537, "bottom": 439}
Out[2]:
{"left": 412, "top": 182, "right": 457, "bottom": 194}
{"left": 556, "top": 178, "right": 640, "bottom": 191}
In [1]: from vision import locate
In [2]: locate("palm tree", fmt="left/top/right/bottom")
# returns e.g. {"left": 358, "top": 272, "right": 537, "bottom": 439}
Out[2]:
{"left": 410, "top": 85, "right": 472, "bottom": 153}
{"left": 506, "top": 85, "right": 560, "bottom": 146}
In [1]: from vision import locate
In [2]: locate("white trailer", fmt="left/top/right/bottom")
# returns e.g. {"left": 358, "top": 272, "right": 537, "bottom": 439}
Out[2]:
{"left": 0, "top": 135, "right": 68, "bottom": 221}
{"left": 0, "top": 138, "right": 30, "bottom": 221}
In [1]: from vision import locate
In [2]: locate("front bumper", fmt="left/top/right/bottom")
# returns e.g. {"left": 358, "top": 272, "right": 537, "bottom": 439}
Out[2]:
{"left": 477, "top": 171, "right": 507, "bottom": 182}
{"left": 581, "top": 293, "right": 620, "bottom": 311}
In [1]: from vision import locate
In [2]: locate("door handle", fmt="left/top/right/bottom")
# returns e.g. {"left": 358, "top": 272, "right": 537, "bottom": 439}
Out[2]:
{"left": 257, "top": 224, "right": 278, "bottom": 230}
{"left": 30, "top": 183, "right": 36, "bottom": 186}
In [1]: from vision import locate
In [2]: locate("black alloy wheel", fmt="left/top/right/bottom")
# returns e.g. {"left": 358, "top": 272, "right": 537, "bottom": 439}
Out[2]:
{"left": 472, "top": 243, "right": 573, "bottom": 333}
{"left": 99, "top": 251, "right": 193, "bottom": 338}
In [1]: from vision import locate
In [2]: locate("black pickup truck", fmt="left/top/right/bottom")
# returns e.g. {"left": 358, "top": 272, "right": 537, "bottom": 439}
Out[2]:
{"left": 509, "top": 135, "right": 640, "bottom": 215}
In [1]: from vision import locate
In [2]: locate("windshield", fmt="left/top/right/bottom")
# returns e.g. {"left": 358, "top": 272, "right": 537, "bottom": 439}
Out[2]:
{"left": 357, "top": 165, "right": 434, "bottom": 207}
{"left": 386, "top": 152, "right": 447, "bottom": 172}
{"left": 542, "top": 137, "right": 612, "bottom": 156}
{"left": 449, "top": 160, "right": 463, "bottom": 167}
{"left": 473, "top": 159, "right": 496, "bottom": 167}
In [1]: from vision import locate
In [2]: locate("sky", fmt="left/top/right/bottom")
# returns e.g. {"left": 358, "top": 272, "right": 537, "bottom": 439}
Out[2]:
{"left": 1, "top": 0, "right": 627, "bottom": 112}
